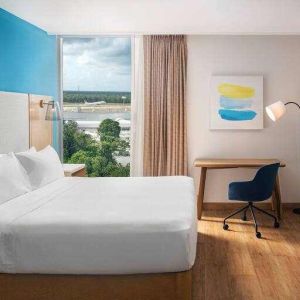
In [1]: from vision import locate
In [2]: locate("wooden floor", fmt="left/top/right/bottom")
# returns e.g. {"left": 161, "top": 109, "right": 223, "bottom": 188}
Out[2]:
{"left": 192, "top": 209, "right": 300, "bottom": 300}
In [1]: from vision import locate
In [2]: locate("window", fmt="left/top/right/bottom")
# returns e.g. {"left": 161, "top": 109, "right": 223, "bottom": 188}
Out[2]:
{"left": 62, "top": 37, "right": 131, "bottom": 177}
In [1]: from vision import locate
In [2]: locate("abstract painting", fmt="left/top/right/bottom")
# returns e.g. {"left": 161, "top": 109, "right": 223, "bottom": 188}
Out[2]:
{"left": 210, "top": 76, "right": 263, "bottom": 129}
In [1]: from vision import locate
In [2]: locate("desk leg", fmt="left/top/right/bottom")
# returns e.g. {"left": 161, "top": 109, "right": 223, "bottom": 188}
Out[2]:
{"left": 197, "top": 167, "right": 207, "bottom": 220}
{"left": 274, "top": 175, "right": 282, "bottom": 220}
{"left": 271, "top": 191, "right": 276, "bottom": 211}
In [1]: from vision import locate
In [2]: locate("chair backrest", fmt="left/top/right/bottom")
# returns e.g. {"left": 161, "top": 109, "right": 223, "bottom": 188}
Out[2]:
{"left": 252, "top": 163, "right": 280, "bottom": 199}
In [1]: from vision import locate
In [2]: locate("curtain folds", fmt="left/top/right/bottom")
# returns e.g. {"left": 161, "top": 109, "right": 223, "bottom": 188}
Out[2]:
{"left": 143, "top": 35, "right": 187, "bottom": 176}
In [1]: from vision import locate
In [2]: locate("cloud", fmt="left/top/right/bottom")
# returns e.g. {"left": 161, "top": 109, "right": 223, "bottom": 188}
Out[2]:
{"left": 63, "top": 37, "right": 131, "bottom": 91}
{"left": 63, "top": 38, "right": 95, "bottom": 45}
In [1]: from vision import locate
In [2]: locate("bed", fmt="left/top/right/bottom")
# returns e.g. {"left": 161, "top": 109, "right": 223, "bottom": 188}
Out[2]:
{"left": 0, "top": 176, "right": 196, "bottom": 275}
{"left": 0, "top": 176, "right": 196, "bottom": 299}
{"left": 0, "top": 92, "right": 197, "bottom": 300}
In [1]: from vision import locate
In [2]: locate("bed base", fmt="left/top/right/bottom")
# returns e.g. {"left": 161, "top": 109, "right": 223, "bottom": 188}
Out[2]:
{"left": 0, "top": 270, "right": 192, "bottom": 300}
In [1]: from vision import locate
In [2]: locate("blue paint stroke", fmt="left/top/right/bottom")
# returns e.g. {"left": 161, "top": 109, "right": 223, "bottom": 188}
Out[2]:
{"left": 218, "top": 109, "right": 257, "bottom": 121}
{"left": 219, "top": 96, "right": 253, "bottom": 109}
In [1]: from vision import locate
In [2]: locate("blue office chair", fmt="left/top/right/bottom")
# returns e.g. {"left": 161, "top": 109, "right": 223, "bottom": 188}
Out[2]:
{"left": 223, "top": 163, "right": 280, "bottom": 238}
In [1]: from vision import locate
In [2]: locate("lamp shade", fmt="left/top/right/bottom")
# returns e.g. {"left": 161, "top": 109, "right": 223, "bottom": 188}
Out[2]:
{"left": 265, "top": 101, "right": 286, "bottom": 122}
{"left": 45, "top": 101, "right": 62, "bottom": 121}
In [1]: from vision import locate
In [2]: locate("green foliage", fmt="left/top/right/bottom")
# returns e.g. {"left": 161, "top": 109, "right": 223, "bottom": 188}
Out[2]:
{"left": 115, "top": 139, "right": 130, "bottom": 156}
{"left": 90, "top": 158, "right": 129, "bottom": 177}
{"left": 97, "top": 119, "right": 130, "bottom": 157}
{"left": 63, "top": 121, "right": 97, "bottom": 162}
{"left": 63, "top": 91, "right": 131, "bottom": 104}
{"left": 64, "top": 118, "right": 130, "bottom": 177}
{"left": 68, "top": 149, "right": 130, "bottom": 177}
{"left": 63, "top": 120, "right": 78, "bottom": 161}
{"left": 98, "top": 119, "right": 121, "bottom": 141}
{"left": 68, "top": 150, "right": 94, "bottom": 175}
{"left": 109, "top": 164, "right": 130, "bottom": 177}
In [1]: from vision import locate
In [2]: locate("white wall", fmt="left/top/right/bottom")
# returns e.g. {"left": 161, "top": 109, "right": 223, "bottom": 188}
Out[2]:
{"left": 3, "top": 1, "right": 300, "bottom": 35}
{"left": 187, "top": 36, "right": 300, "bottom": 203}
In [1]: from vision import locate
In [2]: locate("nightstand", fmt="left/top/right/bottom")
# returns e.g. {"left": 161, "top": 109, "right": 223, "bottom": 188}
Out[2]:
{"left": 63, "top": 164, "right": 86, "bottom": 177}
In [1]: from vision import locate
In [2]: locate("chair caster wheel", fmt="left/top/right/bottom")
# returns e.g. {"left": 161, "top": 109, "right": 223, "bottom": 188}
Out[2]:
{"left": 256, "top": 232, "right": 261, "bottom": 239}
{"left": 223, "top": 224, "right": 229, "bottom": 230}
{"left": 274, "top": 221, "right": 280, "bottom": 228}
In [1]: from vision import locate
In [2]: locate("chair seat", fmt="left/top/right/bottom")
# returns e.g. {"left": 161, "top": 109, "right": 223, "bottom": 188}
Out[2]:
{"left": 229, "top": 181, "right": 271, "bottom": 202}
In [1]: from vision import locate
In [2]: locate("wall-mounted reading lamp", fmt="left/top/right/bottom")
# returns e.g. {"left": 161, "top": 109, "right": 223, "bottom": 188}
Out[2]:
{"left": 40, "top": 100, "right": 62, "bottom": 121}
{"left": 265, "top": 101, "right": 300, "bottom": 215}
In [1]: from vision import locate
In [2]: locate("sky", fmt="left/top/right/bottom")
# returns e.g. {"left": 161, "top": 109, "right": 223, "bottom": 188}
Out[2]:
{"left": 63, "top": 37, "right": 131, "bottom": 92}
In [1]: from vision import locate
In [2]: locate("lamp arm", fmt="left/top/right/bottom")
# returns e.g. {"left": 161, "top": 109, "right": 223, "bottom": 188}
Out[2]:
{"left": 284, "top": 102, "right": 300, "bottom": 215}
{"left": 285, "top": 101, "right": 300, "bottom": 110}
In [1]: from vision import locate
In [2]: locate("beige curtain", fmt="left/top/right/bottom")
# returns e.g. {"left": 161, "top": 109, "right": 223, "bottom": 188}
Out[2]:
{"left": 143, "top": 35, "right": 187, "bottom": 176}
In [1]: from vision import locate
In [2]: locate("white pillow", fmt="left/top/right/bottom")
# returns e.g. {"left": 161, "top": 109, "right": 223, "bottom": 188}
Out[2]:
{"left": 0, "top": 153, "right": 31, "bottom": 205}
{"left": 1, "top": 147, "right": 36, "bottom": 156}
{"left": 16, "top": 145, "right": 64, "bottom": 190}
{"left": 16, "top": 147, "right": 37, "bottom": 155}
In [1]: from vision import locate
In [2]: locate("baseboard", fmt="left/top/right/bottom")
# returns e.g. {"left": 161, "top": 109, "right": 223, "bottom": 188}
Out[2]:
{"left": 281, "top": 203, "right": 300, "bottom": 209}
{"left": 203, "top": 202, "right": 299, "bottom": 210}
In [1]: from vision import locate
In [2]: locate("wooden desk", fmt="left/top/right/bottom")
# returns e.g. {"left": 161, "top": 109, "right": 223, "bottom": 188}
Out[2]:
{"left": 194, "top": 159, "right": 286, "bottom": 220}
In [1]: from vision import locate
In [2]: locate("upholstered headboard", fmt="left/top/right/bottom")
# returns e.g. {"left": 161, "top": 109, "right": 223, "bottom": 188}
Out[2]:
{"left": 0, "top": 91, "right": 53, "bottom": 153}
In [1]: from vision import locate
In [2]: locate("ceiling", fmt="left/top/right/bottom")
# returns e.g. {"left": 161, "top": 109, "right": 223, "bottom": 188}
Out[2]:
{"left": 1, "top": 0, "right": 300, "bottom": 35}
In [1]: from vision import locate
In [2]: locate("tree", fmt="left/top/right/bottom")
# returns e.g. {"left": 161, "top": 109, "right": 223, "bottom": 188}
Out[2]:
{"left": 68, "top": 150, "right": 94, "bottom": 175}
{"left": 97, "top": 119, "right": 129, "bottom": 156}
{"left": 64, "top": 118, "right": 130, "bottom": 177}
{"left": 63, "top": 120, "right": 79, "bottom": 161}
{"left": 63, "top": 121, "right": 98, "bottom": 162}
{"left": 63, "top": 91, "right": 131, "bottom": 104}
{"left": 98, "top": 119, "right": 121, "bottom": 141}
{"left": 108, "top": 164, "right": 130, "bottom": 177}
{"left": 115, "top": 139, "right": 130, "bottom": 156}
{"left": 74, "top": 130, "right": 98, "bottom": 155}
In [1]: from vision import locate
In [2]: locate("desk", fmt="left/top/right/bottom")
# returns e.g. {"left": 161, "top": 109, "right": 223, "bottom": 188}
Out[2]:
{"left": 194, "top": 159, "right": 286, "bottom": 220}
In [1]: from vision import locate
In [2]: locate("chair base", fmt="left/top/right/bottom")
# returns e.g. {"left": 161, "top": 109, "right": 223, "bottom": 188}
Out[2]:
{"left": 223, "top": 202, "right": 280, "bottom": 238}
{"left": 293, "top": 208, "right": 300, "bottom": 214}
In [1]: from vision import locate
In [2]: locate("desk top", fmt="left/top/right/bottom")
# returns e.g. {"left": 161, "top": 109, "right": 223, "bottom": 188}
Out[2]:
{"left": 194, "top": 158, "right": 286, "bottom": 168}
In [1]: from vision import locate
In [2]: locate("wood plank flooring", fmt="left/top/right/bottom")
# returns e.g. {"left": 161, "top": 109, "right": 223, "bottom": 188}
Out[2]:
{"left": 192, "top": 209, "right": 300, "bottom": 300}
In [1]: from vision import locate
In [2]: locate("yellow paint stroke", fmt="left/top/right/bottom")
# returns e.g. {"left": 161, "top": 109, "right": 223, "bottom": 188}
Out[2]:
{"left": 218, "top": 83, "right": 255, "bottom": 99}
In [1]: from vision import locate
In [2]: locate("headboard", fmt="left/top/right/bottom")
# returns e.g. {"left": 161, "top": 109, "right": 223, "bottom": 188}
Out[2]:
{"left": 0, "top": 91, "right": 53, "bottom": 153}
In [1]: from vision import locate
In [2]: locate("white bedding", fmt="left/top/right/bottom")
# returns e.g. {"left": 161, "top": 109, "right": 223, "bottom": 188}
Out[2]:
{"left": 0, "top": 176, "right": 197, "bottom": 275}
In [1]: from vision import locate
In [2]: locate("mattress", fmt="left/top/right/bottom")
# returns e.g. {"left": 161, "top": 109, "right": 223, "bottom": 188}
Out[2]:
{"left": 0, "top": 176, "right": 197, "bottom": 275}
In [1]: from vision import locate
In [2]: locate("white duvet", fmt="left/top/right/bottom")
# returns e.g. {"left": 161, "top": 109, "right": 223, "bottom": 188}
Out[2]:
{"left": 0, "top": 176, "right": 197, "bottom": 275}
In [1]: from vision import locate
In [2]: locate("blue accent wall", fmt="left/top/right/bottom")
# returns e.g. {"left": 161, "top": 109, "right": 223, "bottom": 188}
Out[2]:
{"left": 0, "top": 8, "right": 59, "bottom": 150}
